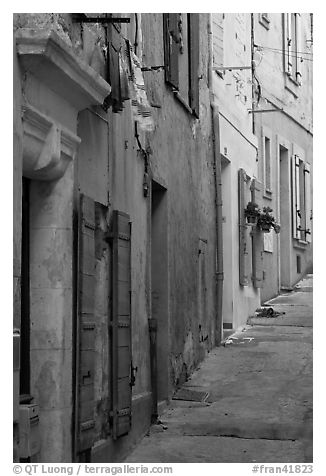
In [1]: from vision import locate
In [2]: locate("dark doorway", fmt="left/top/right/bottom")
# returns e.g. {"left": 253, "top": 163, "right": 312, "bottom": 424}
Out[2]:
{"left": 151, "top": 181, "right": 168, "bottom": 407}
{"left": 279, "top": 145, "right": 291, "bottom": 288}
{"left": 20, "top": 177, "right": 31, "bottom": 399}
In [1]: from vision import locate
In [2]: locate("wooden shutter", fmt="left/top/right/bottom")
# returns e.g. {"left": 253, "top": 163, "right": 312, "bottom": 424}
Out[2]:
{"left": 213, "top": 14, "right": 224, "bottom": 69}
{"left": 163, "top": 14, "right": 180, "bottom": 90}
{"left": 251, "top": 179, "right": 264, "bottom": 288}
{"left": 77, "top": 194, "right": 96, "bottom": 453}
{"left": 189, "top": 13, "right": 200, "bottom": 117}
{"left": 285, "top": 13, "right": 293, "bottom": 76}
{"left": 238, "top": 169, "right": 249, "bottom": 286}
{"left": 295, "top": 155, "right": 301, "bottom": 237}
{"left": 107, "top": 22, "right": 123, "bottom": 113}
{"left": 111, "top": 210, "right": 132, "bottom": 439}
{"left": 304, "top": 162, "right": 312, "bottom": 243}
{"left": 296, "top": 13, "right": 302, "bottom": 84}
{"left": 291, "top": 155, "right": 300, "bottom": 239}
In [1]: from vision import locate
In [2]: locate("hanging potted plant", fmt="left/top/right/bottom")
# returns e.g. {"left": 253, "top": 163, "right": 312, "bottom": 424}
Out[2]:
{"left": 244, "top": 201, "right": 260, "bottom": 225}
{"left": 257, "top": 206, "right": 281, "bottom": 233}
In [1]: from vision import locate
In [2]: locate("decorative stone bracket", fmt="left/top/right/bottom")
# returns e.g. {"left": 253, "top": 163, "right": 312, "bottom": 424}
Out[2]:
{"left": 22, "top": 104, "right": 80, "bottom": 181}
{"left": 16, "top": 27, "right": 112, "bottom": 181}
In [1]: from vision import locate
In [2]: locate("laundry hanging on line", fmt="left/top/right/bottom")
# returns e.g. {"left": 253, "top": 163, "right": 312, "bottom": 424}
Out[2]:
{"left": 124, "top": 39, "right": 155, "bottom": 132}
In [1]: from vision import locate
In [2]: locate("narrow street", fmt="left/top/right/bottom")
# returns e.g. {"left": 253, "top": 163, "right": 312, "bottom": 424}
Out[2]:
{"left": 125, "top": 275, "right": 313, "bottom": 463}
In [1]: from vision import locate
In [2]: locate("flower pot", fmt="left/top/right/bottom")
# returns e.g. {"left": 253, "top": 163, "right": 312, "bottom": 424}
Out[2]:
{"left": 260, "top": 224, "right": 271, "bottom": 232}
{"left": 246, "top": 215, "right": 257, "bottom": 225}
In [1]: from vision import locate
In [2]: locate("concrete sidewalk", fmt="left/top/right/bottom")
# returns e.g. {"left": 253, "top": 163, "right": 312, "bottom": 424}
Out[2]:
{"left": 125, "top": 275, "right": 313, "bottom": 463}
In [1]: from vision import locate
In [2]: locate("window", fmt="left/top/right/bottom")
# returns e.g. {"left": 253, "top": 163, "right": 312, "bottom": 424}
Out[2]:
{"left": 261, "top": 127, "right": 273, "bottom": 196}
{"left": 264, "top": 136, "right": 272, "bottom": 193}
{"left": 163, "top": 13, "right": 200, "bottom": 116}
{"left": 291, "top": 155, "right": 311, "bottom": 242}
{"left": 284, "top": 13, "right": 302, "bottom": 85}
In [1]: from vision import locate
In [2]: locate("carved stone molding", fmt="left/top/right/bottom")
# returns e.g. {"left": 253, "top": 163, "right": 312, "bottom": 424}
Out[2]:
{"left": 16, "top": 28, "right": 111, "bottom": 110}
{"left": 22, "top": 104, "right": 81, "bottom": 181}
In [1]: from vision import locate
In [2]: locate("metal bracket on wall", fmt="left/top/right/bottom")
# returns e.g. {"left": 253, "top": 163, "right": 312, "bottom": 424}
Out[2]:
{"left": 248, "top": 108, "right": 281, "bottom": 114}
{"left": 71, "top": 14, "right": 130, "bottom": 24}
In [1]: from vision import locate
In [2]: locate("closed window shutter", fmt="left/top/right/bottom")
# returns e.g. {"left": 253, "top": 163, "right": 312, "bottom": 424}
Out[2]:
{"left": 286, "top": 13, "right": 293, "bottom": 75}
{"left": 304, "top": 162, "right": 312, "bottom": 242}
{"left": 189, "top": 13, "right": 200, "bottom": 117}
{"left": 296, "top": 13, "right": 302, "bottom": 84}
{"left": 291, "top": 155, "right": 300, "bottom": 239}
{"left": 295, "top": 155, "right": 301, "bottom": 237}
{"left": 77, "top": 194, "right": 96, "bottom": 453}
{"left": 107, "top": 24, "right": 123, "bottom": 112}
{"left": 238, "top": 169, "right": 250, "bottom": 286}
{"left": 111, "top": 210, "right": 132, "bottom": 439}
{"left": 251, "top": 179, "right": 264, "bottom": 288}
{"left": 213, "top": 14, "right": 224, "bottom": 69}
{"left": 163, "top": 14, "right": 180, "bottom": 90}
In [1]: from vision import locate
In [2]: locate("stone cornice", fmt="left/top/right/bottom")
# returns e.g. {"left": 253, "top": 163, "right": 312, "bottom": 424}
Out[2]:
{"left": 16, "top": 28, "right": 111, "bottom": 110}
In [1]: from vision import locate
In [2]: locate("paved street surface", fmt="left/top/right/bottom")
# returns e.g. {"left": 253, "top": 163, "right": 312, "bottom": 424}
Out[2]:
{"left": 125, "top": 275, "right": 313, "bottom": 463}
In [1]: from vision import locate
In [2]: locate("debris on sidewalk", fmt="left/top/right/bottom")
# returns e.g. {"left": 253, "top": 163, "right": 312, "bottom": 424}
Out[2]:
{"left": 254, "top": 307, "right": 285, "bottom": 318}
{"left": 146, "top": 420, "right": 168, "bottom": 435}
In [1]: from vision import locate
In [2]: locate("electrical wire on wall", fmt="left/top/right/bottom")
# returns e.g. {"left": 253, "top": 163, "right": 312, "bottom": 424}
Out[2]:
{"left": 254, "top": 43, "right": 313, "bottom": 63}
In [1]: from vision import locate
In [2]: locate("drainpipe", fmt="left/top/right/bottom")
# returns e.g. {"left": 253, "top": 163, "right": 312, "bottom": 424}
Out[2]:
{"left": 148, "top": 318, "right": 158, "bottom": 423}
{"left": 208, "top": 14, "right": 224, "bottom": 346}
{"left": 251, "top": 13, "right": 256, "bottom": 135}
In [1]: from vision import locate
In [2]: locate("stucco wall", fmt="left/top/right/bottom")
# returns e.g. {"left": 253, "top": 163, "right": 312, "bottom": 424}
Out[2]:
{"left": 212, "top": 13, "right": 260, "bottom": 330}
{"left": 253, "top": 13, "right": 313, "bottom": 301}
{"left": 141, "top": 13, "right": 217, "bottom": 383}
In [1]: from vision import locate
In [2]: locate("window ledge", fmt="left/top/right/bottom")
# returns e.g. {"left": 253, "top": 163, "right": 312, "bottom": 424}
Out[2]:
{"left": 263, "top": 190, "right": 273, "bottom": 200}
{"left": 293, "top": 239, "right": 308, "bottom": 250}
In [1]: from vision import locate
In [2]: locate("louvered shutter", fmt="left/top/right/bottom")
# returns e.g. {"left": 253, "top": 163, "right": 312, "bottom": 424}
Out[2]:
{"left": 111, "top": 210, "right": 132, "bottom": 439}
{"left": 213, "top": 14, "right": 224, "bottom": 69}
{"left": 304, "top": 162, "right": 312, "bottom": 243}
{"left": 291, "top": 155, "right": 300, "bottom": 239}
{"left": 189, "top": 13, "right": 200, "bottom": 117}
{"left": 163, "top": 14, "right": 180, "bottom": 90}
{"left": 296, "top": 14, "right": 302, "bottom": 84}
{"left": 77, "top": 194, "right": 96, "bottom": 453}
{"left": 285, "top": 13, "right": 293, "bottom": 76}
{"left": 238, "top": 169, "right": 250, "bottom": 286}
{"left": 251, "top": 179, "right": 264, "bottom": 288}
{"left": 107, "top": 23, "right": 123, "bottom": 113}
{"left": 295, "top": 155, "right": 301, "bottom": 238}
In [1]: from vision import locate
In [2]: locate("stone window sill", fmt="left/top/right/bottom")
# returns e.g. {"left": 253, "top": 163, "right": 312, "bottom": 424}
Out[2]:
{"left": 293, "top": 239, "right": 308, "bottom": 250}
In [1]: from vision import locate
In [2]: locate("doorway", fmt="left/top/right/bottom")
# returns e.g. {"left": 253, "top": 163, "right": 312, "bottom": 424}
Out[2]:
{"left": 279, "top": 145, "right": 291, "bottom": 288}
{"left": 151, "top": 181, "right": 168, "bottom": 408}
{"left": 221, "top": 157, "right": 233, "bottom": 336}
{"left": 20, "top": 177, "right": 31, "bottom": 401}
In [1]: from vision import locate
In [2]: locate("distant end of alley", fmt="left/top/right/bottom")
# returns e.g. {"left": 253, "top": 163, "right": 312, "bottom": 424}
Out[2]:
{"left": 125, "top": 275, "right": 313, "bottom": 463}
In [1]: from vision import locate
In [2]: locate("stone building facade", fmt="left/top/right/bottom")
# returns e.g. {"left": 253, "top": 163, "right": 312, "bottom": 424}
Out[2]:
{"left": 13, "top": 13, "right": 221, "bottom": 462}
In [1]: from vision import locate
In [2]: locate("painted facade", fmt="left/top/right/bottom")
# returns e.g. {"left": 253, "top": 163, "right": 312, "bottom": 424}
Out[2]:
{"left": 211, "top": 13, "right": 261, "bottom": 332}
{"left": 252, "top": 13, "right": 313, "bottom": 302}
{"left": 211, "top": 13, "right": 313, "bottom": 327}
